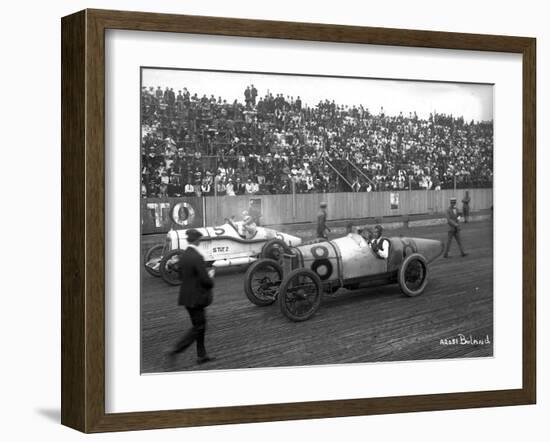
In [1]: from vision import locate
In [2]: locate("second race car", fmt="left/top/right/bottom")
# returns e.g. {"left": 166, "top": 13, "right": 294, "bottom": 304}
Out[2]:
{"left": 144, "top": 218, "right": 302, "bottom": 285}
{"left": 244, "top": 231, "right": 444, "bottom": 321}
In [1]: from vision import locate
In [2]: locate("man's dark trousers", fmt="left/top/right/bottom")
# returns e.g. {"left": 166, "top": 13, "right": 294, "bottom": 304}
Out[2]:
{"left": 173, "top": 306, "right": 206, "bottom": 358}
{"left": 444, "top": 228, "right": 465, "bottom": 256}
{"left": 171, "top": 245, "right": 214, "bottom": 359}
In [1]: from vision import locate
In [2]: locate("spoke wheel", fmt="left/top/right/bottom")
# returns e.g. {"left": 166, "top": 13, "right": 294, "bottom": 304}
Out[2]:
{"left": 279, "top": 269, "right": 323, "bottom": 321}
{"left": 159, "top": 250, "right": 184, "bottom": 286}
{"left": 244, "top": 259, "right": 283, "bottom": 306}
{"left": 143, "top": 244, "right": 164, "bottom": 277}
{"left": 398, "top": 253, "right": 429, "bottom": 297}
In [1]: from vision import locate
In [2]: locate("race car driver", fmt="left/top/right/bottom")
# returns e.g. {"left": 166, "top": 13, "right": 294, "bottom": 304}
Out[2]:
{"left": 370, "top": 224, "right": 389, "bottom": 259}
{"left": 241, "top": 210, "right": 257, "bottom": 239}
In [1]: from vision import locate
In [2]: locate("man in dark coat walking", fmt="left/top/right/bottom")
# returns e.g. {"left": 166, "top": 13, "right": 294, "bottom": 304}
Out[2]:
{"left": 444, "top": 197, "right": 468, "bottom": 258}
{"left": 168, "top": 229, "right": 215, "bottom": 364}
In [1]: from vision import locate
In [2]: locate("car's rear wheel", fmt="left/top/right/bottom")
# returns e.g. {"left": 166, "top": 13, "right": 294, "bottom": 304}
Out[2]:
{"left": 398, "top": 253, "right": 429, "bottom": 297}
{"left": 143, "top": 244, "right": 164, "bottom": 277}
{"left": 244, "top": 259, "right": 282, "bottom": 306}
{"left": 159, "top": 249, "right": 184, "bottom": 286}
{"left": 279, "top": 269, "right": 323, "bottom": 321}
{"left": 260, "top": 239, "right": 288, "bottom": 262}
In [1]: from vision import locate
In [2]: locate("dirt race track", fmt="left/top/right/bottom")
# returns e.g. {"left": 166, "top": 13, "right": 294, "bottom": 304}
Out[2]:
{"left": 141, "top": 220, "right": 493, "bottom": 373}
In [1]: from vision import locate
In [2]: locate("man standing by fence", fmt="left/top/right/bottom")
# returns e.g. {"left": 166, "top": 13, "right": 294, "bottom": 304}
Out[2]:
{"left": 248, "top": 199, "right": 262, "bottom": 226}
{"left": 444, "top": 197, "right": 468, "bottom": 258}
{"left": 462, "top": 191, "right": 471, "bottom": 223}
{"left": 317, "top": 201, "right": 330, "bottom": 240}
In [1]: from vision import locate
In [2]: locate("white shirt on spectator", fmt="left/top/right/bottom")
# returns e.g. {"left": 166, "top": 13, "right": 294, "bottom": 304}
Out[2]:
{"left": 226, "top": 183, "right": 235, "bottom": 196}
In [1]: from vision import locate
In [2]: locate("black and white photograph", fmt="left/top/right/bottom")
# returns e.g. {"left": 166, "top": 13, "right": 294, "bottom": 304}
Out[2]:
{"left": 1, "top": 0, "right": 545, "bottom": 438}
{"left": 140, "top": 67, "right": 494, "bottom": 373}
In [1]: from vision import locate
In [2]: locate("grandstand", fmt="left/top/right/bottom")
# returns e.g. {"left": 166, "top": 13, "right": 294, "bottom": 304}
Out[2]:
{"left": 140, "top": 84, "right": 493, "bottom": 199}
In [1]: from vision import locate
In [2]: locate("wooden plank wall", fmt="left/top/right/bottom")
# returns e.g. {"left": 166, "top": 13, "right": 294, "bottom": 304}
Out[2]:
{"left": 203, "top": 189, "right": 493, "bottom": 226}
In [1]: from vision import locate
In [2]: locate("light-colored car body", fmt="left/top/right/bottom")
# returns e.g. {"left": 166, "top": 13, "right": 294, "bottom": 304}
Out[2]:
{"left": 284, "top": 233, "right": 443, "bottom": 285}
{"left": 144, "top": 220, "right": 302, "bottom": 284}
{"left": 166, "top": 221, "right": 301, "bottom": 266}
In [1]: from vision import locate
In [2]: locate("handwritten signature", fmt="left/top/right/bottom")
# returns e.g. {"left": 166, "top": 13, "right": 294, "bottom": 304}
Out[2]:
{"left": 439, "top": 334, "right": 491, "bottom": 346}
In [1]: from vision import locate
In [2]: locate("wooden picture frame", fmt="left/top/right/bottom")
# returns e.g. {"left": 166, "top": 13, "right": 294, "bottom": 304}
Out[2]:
{"left": 61, "top": 9, "right": 536, "bottom": 433}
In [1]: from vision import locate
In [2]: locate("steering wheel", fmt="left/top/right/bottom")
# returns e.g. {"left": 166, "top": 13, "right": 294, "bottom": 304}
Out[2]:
{"left": 225, "top": 217, "right": 240, "bottom": 235}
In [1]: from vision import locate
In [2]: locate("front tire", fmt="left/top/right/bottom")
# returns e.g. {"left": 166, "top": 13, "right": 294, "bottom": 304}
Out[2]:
{"left": 244, "top": 259, "right": 282, "bottom": 306}
{"left": 398, "top": 253, "right": 429, "bottom": 297}
{"left": 159, "top": 249, "right": 184, "bottom": 286}
{"left": 278, "top": 268, "right": 323, "bottom": 321}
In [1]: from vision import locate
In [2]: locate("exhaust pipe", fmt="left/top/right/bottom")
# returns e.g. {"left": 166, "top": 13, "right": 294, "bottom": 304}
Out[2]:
{"left": 212, "top": 256, "right": 258, "bottom": 268}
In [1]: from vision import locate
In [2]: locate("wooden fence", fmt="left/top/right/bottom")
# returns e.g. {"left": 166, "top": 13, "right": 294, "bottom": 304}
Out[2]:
{"left": 203, "top": 188, "right": 493, "bottom": 226}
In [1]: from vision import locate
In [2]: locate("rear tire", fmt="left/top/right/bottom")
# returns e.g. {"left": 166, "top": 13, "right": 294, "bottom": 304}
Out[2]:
{"left": 143, "top": 244, "right": 164, "bottom": 277}
{"left": 398, "top": 253, "right": 429, "bottom": 297}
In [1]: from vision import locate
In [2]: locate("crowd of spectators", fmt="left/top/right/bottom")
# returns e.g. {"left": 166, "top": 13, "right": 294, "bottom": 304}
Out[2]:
{"left": 141, "top": 84, "right": 493, "bottom": 198}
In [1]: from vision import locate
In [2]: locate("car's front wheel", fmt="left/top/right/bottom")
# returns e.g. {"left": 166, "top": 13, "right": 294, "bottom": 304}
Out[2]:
{"left": 398, "top": 253, "right": 429, "bottom": 297}
{"left": 278, "top": 268, "right": 323, "bottom": 321}
{"left": 244, "top": 259, "right": 282, "bottom": 306}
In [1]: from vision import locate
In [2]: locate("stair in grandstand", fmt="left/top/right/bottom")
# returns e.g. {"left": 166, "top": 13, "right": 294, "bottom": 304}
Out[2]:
{"left": 323, "top": 158, "right": 377, "bottom": 192}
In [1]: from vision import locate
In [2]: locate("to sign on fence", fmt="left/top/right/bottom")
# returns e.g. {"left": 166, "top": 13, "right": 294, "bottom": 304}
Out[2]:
{"left": 141, "top": 197, "right": 204, "bottom": 233}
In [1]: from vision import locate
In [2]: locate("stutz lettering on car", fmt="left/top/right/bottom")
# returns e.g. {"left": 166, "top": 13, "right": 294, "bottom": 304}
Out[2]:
{"left": 213, "top": 246, "right": 230, "bottom": 253}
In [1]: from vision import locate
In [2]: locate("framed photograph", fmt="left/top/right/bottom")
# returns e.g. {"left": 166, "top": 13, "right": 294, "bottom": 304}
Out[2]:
{"left": 61, "top": 9, "right": 536, "bottom": 433}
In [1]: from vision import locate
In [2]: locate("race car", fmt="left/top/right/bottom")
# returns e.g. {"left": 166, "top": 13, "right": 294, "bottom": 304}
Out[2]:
{"left": 244, "top": 232, "right": 444, "bottom": 321}
{"left": 144, "top": 218, "right": 301, "bottom": 285}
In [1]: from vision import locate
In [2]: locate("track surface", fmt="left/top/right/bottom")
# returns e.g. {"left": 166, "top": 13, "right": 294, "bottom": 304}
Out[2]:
{"left": 141, "top": 221, "right": 493, "bottom": 373}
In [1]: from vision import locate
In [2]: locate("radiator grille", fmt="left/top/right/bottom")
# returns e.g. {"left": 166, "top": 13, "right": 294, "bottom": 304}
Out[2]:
{"left": 283, "top": 252, "right": 298, "bottom": 274}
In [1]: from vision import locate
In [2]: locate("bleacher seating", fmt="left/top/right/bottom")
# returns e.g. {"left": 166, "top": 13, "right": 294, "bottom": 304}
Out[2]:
{"left": 141, "top": 85, "right": 493, "bottom": 198}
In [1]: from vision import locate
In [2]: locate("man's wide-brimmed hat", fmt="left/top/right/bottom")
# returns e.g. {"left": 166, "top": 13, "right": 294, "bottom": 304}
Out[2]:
{"left": 186, "top": 229, "right": 203, "bottom": 242}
